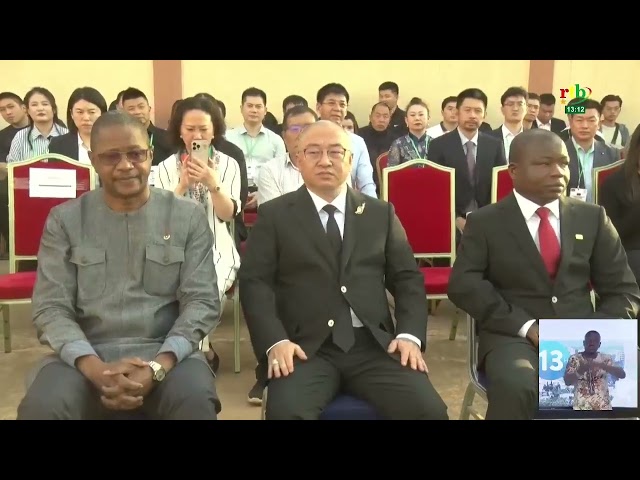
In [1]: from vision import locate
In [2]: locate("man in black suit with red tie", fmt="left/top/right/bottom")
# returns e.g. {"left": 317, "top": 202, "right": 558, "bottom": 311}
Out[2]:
{"left": 427, "top": 88, "right": 506, "bottom": 236}
{"left": 239, "top": 120, "right": 448, "bottom": 420}
{"left": 447, "top": 129, "right": 640, "bottom": 420}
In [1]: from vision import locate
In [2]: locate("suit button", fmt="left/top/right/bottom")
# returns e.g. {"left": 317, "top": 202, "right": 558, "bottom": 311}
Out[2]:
{"left": 340, "top": 286, "right": 347, "bottom": 293}
{"left": 551, "top": 296, "right": 558, "bottom": 304}
{"left": 328, "top": 319, "right": 335, "bottom": 327}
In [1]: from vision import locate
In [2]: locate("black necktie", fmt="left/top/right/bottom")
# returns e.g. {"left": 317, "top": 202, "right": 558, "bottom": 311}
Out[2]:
{"left": 322, "top": 205, "right": 354, "bottom": 352}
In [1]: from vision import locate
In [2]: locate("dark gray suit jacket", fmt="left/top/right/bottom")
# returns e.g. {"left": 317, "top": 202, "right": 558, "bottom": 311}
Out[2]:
{"left": 447, "top": 192, "right": 640, "bottom": 362}
{"left": 564, "top": 138, "right": 620, "bottom": 191}
{"left": 239, "top": 186, "right": 428, "bottom": 360}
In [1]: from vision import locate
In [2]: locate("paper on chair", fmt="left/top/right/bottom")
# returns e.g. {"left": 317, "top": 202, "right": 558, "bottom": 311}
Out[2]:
{"left": 29, "top": 168, "right": 77, "bottom": 198}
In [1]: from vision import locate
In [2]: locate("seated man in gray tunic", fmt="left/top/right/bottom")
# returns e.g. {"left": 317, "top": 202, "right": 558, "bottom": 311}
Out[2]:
{"left": 16, "top": 112, "right": 221, "bottom": 420}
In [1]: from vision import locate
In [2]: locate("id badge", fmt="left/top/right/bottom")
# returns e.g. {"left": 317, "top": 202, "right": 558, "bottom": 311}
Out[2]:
{"left": 569, "top": 187, "right": 587, "bottom": 202}
{"left": 149, "top": 166, "right": 158, "bottom": 186}
{"left": 246, "top": 163, "right": 255, "bottom": 185}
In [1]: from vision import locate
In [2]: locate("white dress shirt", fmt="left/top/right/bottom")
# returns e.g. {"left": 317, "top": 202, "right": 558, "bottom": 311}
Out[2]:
{"left": 500, "top": 124, "right": 523, "bottom": 159}
{"left": 267, "top": 186, "right": 421, "bottom": 354}
{"left": 77, "top": 134, "right": 91, "bottom": 165}
{"left": 513, "top": 190, "right": 561, "bottom": 337}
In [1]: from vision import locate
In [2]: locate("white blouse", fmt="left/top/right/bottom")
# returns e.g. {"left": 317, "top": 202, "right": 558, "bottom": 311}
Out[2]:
{"left": 156, "top": 149, "right": 241, "bottom": 301}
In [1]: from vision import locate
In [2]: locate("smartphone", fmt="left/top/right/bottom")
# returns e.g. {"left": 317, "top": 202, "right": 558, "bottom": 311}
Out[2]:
{"left": 191, "top": 140, "right": 210, "bottom": 163}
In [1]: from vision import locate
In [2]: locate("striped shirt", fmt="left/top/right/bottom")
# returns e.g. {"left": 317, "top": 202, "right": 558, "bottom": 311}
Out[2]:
{"left": 156, "top": 150, "right": 241, "bottom": 300}
{"left": 6, "top": 123, "right": 68, "bottom": 163}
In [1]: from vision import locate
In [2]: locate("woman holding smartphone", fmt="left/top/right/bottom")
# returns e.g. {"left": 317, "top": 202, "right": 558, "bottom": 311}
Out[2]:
{"left": 156, "top": 97, "right": 241, "bottom": 363}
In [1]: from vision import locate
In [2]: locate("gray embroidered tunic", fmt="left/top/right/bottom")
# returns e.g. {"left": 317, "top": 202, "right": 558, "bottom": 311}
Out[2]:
{"left": 31, "top": 188, "right": 220, "bottom": 370}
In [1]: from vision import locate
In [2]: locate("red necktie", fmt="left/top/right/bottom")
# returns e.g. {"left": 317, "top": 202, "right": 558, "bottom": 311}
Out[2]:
{"left": 536, "top": 207, "right": 561, "bottom": 279}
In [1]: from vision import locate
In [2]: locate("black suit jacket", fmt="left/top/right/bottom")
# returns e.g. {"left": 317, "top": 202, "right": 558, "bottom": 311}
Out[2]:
{"left": 428, "top": 129, "right": 506, "bottom": 217}
{"left": 238, "top": 186, "right": 428, "bottom": 360}
{"left": 48, "top": 132, "right": 80, "bottom": 159}
{"left": 148, "top": 124, "right": 172, "bottom": 166}
{"left": 531, "top": 117, "right": 566, "bottom": 134}
{"left": 447, "top": 193, "right": 640, "bottom": 361}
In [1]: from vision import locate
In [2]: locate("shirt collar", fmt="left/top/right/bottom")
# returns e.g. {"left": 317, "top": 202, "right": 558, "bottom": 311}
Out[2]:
{"left": 513, "top": 189, "right": 560, "bottom": 221}
{"left": 284, "top": 153, "right": 299, "bottom": 171}
{"left": 239, "top": 124, "right": 265, "bottom": 136}
{"left": 306, "top": 185, "right": 348, "bottom": 215}
{"left": 457, "top": 127, "right": 478, "bottom": 146}
{"left": 571, "top": 136, "right": 595, "bottom": 154}
{"left": 501, "top": 124, "right": 523, "bottom": 139}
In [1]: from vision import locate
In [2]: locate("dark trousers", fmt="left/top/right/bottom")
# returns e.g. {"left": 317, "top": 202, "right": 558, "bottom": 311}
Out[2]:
{"left": 265, "top": 328, "right": 449, "bottom": 420}
{"left": 16, "top": 358, "right": 220, "bottom": 420}
{"left": 483, "top": 341, "right": 538, "bottom": 420}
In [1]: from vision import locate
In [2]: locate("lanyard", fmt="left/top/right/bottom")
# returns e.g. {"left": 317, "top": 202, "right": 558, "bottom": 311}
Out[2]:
{"left": 243, "top": 134, "right": 262, "bottom": 159}
{"left": 149, "top": 133, "right": 154, "bottom": 148}
{"left": 409, "top": 135, "right": 428, "bottom": 159}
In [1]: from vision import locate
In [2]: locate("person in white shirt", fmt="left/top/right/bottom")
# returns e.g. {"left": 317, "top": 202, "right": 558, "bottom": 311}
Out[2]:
{"left": 599, "top": 94, "right": 630, "bottom": 149}
{"left": 489, "top": 86, "right": 527, "bottom": 159}
{"left": 225, "top": 87, "right": 286, "bottom": 210}
{"left": 156, "top": 96, "right": 241, "bottom": 370}
{"left": 426, "top": 96, "right": 457, "bottom": 139}
{"left": 257, "top": 106, "right": 318, "bottom": 206}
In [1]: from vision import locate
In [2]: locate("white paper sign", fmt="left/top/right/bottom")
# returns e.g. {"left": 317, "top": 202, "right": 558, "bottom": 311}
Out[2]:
{"left": 29, "top": 168, "right": 77, "bottom": 199}
{"left": 149, "top": 166, "right": 158, "bottom": 186}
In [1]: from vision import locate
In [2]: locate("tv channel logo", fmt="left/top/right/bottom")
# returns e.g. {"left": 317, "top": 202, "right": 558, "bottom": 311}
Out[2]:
{"left": 559, "top": 83, "right": 592, "bottom": 105}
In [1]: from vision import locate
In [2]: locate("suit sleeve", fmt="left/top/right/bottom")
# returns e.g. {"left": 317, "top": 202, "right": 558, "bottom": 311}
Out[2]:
{"left": 590, "top": 206, "right": 640, "bottom": 319}
{"left": 238, "top": 203, "right": 289, "bottom": 359}
{"left": 447, "top": 212, "right": 534, "bottom": 337}
{"left": 384, "top": 203, "right": 428, "bottom": 351}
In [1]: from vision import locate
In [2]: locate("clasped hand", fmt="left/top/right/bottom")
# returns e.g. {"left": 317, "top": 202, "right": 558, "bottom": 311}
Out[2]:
{"left": 181, "top": 156, "right": 218, "bottom": 189}
{"left": 96, "top": 357, "right": 154, "bottom": 411}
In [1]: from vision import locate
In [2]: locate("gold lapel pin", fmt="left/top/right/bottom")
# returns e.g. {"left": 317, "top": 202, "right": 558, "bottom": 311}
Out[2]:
{"left": 355, "top": 203, "right": 366, "bottom": 215}
{"left": 575, "top": 234, "right": 583, "bottom": 240}
{"left": 164, "top": 234, "right": 171, "bottom": 240}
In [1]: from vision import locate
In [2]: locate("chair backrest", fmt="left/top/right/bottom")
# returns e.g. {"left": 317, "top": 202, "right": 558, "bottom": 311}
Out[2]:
{"left": 382, "top": 159, "right": 456, "bottom": 260}
{"left": 8, "top": 154, "right": 96, "bottom": 273}
{"left": 593, "top": 159, "right": 624, "bottom": 205}
{"left": 491, "top": 165, "right": 513, "bottom": 203}
{"left": 376, "top": 151, "right": 389, "bottom": 189}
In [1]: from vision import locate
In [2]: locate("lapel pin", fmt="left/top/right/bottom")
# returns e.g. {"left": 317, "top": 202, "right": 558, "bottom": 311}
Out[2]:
{"left": 164, "top": 234, "right": 171, "bottom": 240}
{"left": 355, "top": 203, "right": 366, "bottom": 215}
{"left": 575, "top": 234, "right": 583, "bottom": 240}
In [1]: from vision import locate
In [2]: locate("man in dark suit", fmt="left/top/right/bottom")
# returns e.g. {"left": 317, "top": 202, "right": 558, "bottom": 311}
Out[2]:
{"left": 447, "top": 129, "right": 640, "bottom": 420}
{"left": 428, "top": 88, "right": 506, "bottom": 234}
{"left": 531, "top": 93, "right": 567, "bottom": 134}
{"left": 239, "top": 120, "right": 448, "bottom": 420}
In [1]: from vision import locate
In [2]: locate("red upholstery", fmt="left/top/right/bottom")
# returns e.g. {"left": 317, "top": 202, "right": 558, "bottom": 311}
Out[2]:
{"left": 0, "top": 271, "right": 37, "bottom": 299}
{"left": 420, "top": 267, "right": 451, "bottom": 295}
{"left": 493, "top": 167, "right": 513, "bottom": 203}
{"left": 596, "top": 163, "right": 623, "bottom": 190}
{"left": 244, "top": 209, "right": 257, "bottom": 227}
{"left": 385, "top": 162, "right": 453, "bottom": 256}
{"left": 11, "top": 158, "right": 92, "bottom": 257}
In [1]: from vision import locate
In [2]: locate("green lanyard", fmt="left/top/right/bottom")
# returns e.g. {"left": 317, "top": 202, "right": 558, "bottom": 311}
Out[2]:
{"left": 149, "top": 133, "right": 154, "bottom": 148}
{"left": 409, "top": 136, "right": 428, "bottom": 159}
{"left": 243, "top": 134, "right": 261, "bottom": 159}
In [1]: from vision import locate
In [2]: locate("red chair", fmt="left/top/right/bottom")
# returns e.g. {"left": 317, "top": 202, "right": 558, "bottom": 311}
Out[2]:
{"left": 382, "top": 159, "right": 458, "bottom": 340}
{"left": 243, "top": 208, "right": 257, "bottom": 228}
{"left": 376, "top": 151, "right": 389, "bottom": 190}
{"left": 593, "top": 159, "right": 624, "bottom": 205}
{"left": 0, "top": 154, "right": 95, "bottom": 353}
{"left": 491, "top": 165, "right": 513, "bottom": 203}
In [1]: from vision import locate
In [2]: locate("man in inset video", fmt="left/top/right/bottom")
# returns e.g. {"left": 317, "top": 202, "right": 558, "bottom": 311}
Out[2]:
{"left": 564, "top": 330, "right": 626, "bottom": 410}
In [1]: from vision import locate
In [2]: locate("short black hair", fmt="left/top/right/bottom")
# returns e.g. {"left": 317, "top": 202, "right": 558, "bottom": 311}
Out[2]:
{"left": 121, "top": 87, "right": 149, "bottom": 105}
{"left": 90, "top": 111, "right": 149, "bottom": 151}
{"left": 500, "top": 86, "right": 528, "bottom": 105}
{"left": 378, "top": 82, "right": 399, "bottom": 95}
{"left": 456, "top": 88, "right": 488, "bottom": 109}
{"left": 283, "top": 105, "right": 317, "bottom": 128}
{"left": 317, "top": 83, "right": 350, "bottom": 104}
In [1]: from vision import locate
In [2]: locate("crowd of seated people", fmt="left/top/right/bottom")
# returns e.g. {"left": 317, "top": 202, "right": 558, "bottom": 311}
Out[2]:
{"left": 0, "top": 76, "right": 638, "bottom": 420}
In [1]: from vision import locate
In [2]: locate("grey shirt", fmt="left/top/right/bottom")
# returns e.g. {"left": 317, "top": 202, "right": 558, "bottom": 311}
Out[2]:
{"left": 32, "top": 187, "right": 220, "bottom": 369}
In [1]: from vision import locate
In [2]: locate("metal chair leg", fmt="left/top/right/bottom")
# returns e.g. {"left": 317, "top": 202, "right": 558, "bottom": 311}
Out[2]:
{"left": 459, "top": 383, "right": 476, "bottom": 420}
{"left": 449, "top": 315, "right": 459, "bottom": 341}
{"left": 233, "top": 284, "right": 241, "bottom": 373}
{"left": 2, "top": 305, "right": 11, "bottom": 353}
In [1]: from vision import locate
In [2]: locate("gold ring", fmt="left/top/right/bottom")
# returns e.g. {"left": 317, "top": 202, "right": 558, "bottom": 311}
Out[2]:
{"left": 272, "top": 359, "right": 279, "bottom": 366}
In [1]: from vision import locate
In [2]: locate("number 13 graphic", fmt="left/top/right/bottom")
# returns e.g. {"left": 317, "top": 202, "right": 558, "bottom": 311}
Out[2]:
{"left": 539, "top": 341, "right": 571, "bottom": 381}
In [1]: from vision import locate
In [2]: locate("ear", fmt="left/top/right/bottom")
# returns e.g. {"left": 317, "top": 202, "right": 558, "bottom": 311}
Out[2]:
{"left": 315, "top": 103, "right": 322, "bottom": 116}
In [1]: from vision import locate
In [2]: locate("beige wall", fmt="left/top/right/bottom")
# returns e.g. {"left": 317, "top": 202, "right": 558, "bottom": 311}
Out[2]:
{"left": 182, "top": 60, "right": 530, "bottom": 130}
{"left": 0, "top": 60, "right": 155, "bottom": 129}
{"left": 553, "top": 60, "right": 640, "bottom": 130}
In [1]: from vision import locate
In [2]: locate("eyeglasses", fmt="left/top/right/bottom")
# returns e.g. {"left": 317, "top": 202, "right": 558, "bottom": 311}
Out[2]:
{"left": 303, "top": 148, "right": 349, "bottom": 162}
{"left": 286, "top": 124, "right": 314, "bottom": 134}
{"left": 95, "top": 149, "right": 150, "bottom": 165}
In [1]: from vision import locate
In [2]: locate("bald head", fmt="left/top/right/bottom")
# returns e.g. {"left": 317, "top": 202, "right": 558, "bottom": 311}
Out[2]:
{"left": 509, "top": 128, "right": 562, "bottom": 164}
{"left": 298, "top": 119, "right": 351, "bottom": 150}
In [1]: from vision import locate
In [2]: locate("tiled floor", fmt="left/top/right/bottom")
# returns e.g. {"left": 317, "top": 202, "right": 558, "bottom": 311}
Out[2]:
{"left": 0, "top": 261, "right": 486, "bottom": 420}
